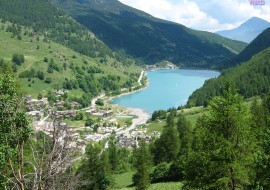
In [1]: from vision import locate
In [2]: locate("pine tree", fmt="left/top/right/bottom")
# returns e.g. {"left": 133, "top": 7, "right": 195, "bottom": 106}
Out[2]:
{"left": 252, "top": 93, "right": 270, "bottom": 189}
{"left": 132, "top": 140, "right": 152, "bottom": 190}
{"left": 79, "top": 144, "right": 112, "bottom": 190}
{"left": 168, "top": 113, "right": 193, "bottom": 181}
{"left": 152, "top": 113, "right": 180, "bottom": 164}
{"left": 108, "top": 137, "right": 119, "bottom": 172}
{"left": 177, "top": 112, "right": 193, "bottom": 154}
{"left": 184, "top": 85, "right": 255, "bottom": 189}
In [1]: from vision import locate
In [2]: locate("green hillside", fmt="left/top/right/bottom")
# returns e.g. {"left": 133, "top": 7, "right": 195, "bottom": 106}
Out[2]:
{"left": 187, "top": 48, "right": 270, "bottom": 107}
{"left": 0, "top": 0, "right": 142, "bottom": 106}
{"left": 0, "top": 0, "right": 134, "bottom": 64}
{"left": 52, "top": 0, "right": 247, "bottom": 68}
{"left": 0, "top": 21, "right": 140, "bottom": 103}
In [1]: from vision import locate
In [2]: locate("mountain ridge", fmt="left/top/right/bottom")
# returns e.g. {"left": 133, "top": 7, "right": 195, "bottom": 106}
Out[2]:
{"left": 216, "top": 17, "right": 270, "bottom": 43}
{"left": 221, "top": 27, "right": 270, "bottom": 69}
{"left": 52, "top": 0, "right": 247, "bottom": 68}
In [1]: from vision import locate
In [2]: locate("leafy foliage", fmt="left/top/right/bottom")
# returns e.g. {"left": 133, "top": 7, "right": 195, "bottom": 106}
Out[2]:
{"left": 78, "top": 144, "right": 112, "bottom": 190}
{"left": 150, "top": 162, "right": 170, "bottom": 183}
{"left": 251, "top": 94, "right": 270, "bottom": 189}
{"left": 12, "top": 53, "right": 24, "bottom": 65}
{"left": 0, "top": 63, "right": 31, "bottom": 189}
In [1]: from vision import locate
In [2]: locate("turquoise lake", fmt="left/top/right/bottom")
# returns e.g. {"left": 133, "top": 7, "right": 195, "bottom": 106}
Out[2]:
{"left": 110, "top": 69, "right": 220, "bottom": 114}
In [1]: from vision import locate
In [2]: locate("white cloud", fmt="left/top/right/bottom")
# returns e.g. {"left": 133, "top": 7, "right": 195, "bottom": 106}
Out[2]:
{"left": 119, "top": 0, "right": 270, "bottom": 32}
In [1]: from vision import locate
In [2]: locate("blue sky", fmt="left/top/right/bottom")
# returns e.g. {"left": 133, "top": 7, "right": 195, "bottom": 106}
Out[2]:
{"left": 119, "top": 0, "right": 270, "bottom": 32}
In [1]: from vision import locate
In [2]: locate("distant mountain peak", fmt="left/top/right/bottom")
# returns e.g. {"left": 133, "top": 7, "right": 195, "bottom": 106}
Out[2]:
{"left": 216, "top": 17, "right": 270, "bottom": 43}
{"left": 239, "top": 17, "right": 270, "bottom": 30}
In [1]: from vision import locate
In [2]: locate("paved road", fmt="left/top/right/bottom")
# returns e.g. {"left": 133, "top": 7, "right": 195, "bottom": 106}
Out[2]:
{"left": 137, "top": 69, "right": 144, "bottom": 86}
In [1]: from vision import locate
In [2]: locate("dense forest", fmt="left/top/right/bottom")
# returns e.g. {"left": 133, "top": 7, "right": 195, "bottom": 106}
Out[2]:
{"left": 52, "top": 0, "right": 247, "bottom": 68}
{"left": 187, "top": 48, "right": 270, "bottom": 107}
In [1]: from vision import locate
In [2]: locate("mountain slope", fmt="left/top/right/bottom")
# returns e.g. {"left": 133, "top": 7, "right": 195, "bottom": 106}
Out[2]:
{"left": 0, "top": 0, "right": 133, "bottom": 64}
{"left": 0, "top": 0, "right": 141, "bottom": 106}
{"left": 187, "top": 48, "right": 270, "bottom": 107}
{"left": 52, "top": 0, "right": 247, "bottom": 68}
{"left": 216, "top": 17, "right": 270, "bottom": 43}
{"left": 222, "top": 27, "right": 270, "bottom": 69}
{"left": 0, "top": 21, "right": 140, "bottom": 101}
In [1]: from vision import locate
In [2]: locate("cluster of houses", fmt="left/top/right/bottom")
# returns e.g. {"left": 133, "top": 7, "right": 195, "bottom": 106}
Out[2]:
{"left": 55, "top": 110, "right": 76, "bottom": 118}
{"left": 25, "top": 96, "right": 49, "bottom": 112}
{"left": 85, "top": 127, "right": 157, "bottom": 148}
{"left": 85, "top": 133, "right": 110, "bottom": 142}
{"left": 53, "top": 89, "right": 69, "bottom": 96}
{"left": 25, "top": 93, "right": 81, "bottom": 120}
{"left": 25, "top": 92, "right": 160, "bottom": 150}
{"left": 85, "top": 108, "right": 114, "bottom": 118}
{"left": 116, "top": 129, "right": 155, "bottom": 148}
{"left": 34, "top": 120, "right": 85, "bottom": 150}
{"left": 145, "top": 62, "right": 178, "bottom": 71}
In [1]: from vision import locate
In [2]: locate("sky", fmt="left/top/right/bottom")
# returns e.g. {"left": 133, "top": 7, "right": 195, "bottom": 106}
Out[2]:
{"left": 119, "top": 0, "right": 270, "bottom": 32}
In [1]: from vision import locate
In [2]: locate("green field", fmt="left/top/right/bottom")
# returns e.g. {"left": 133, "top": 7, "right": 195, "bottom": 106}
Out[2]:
{"left": 146, "top": 97, "right": 256, "bottom": 133}
{"left": 113, "top": 171, "right": 182, "bottom": 190}
{"left": 146, "top": 106, "right": 208, "bottom": 133}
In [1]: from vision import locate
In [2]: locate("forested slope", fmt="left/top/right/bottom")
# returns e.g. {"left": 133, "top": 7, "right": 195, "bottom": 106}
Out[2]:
{"left": 52, "top": 0, "right": 247, "bottom": 68}
{"left": 221, "top": 27, "right": 270, "bottom": 69}
{"left": 187, "top": 48, "right": 270, "bottom": 107}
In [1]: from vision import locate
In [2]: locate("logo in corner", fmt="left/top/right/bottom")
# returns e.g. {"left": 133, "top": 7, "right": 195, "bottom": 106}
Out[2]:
{"left": 250, "top": 0, "right": 266, "bottom": 5}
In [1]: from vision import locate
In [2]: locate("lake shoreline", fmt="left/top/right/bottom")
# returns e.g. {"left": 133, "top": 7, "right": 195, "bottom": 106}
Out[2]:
{"left": 105, "top": 70, "right": 151, "bottom": 123}
{"left": 108, "top": 68, "right": 220, "bottom": 114}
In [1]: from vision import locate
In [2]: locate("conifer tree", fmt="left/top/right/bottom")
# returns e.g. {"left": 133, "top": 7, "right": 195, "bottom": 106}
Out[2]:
{"left": 133, "top": 140, "right": 152, "bottom": 190}
{"left": 177, "top": 112, "right": 192, "bottom": 154}
{"left": 79, "top": 144, "right": 112, "bottom": 190}
{"left": 184, "top": 85, "right": 255, "bottom": 189}
{"left": 252, "top": 93, "right": 270, "bottom": 189}
{"left": 108, "top": 137, "right": 119, "bottom": 172}
{"left": 152, "top": 113, "right": 180, "bottom": 164}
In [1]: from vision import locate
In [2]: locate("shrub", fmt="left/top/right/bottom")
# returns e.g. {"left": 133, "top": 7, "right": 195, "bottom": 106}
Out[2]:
{"left": 12, "top": 53, "right": 25, "bottom": 65}
{"left": 45, "top": 77, "right": 52, "bottom": 83}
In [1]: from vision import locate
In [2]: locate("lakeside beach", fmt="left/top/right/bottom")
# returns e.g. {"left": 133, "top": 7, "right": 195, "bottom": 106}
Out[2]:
{"left": 105, "top": 69, "right": 151, "bottom": 128}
